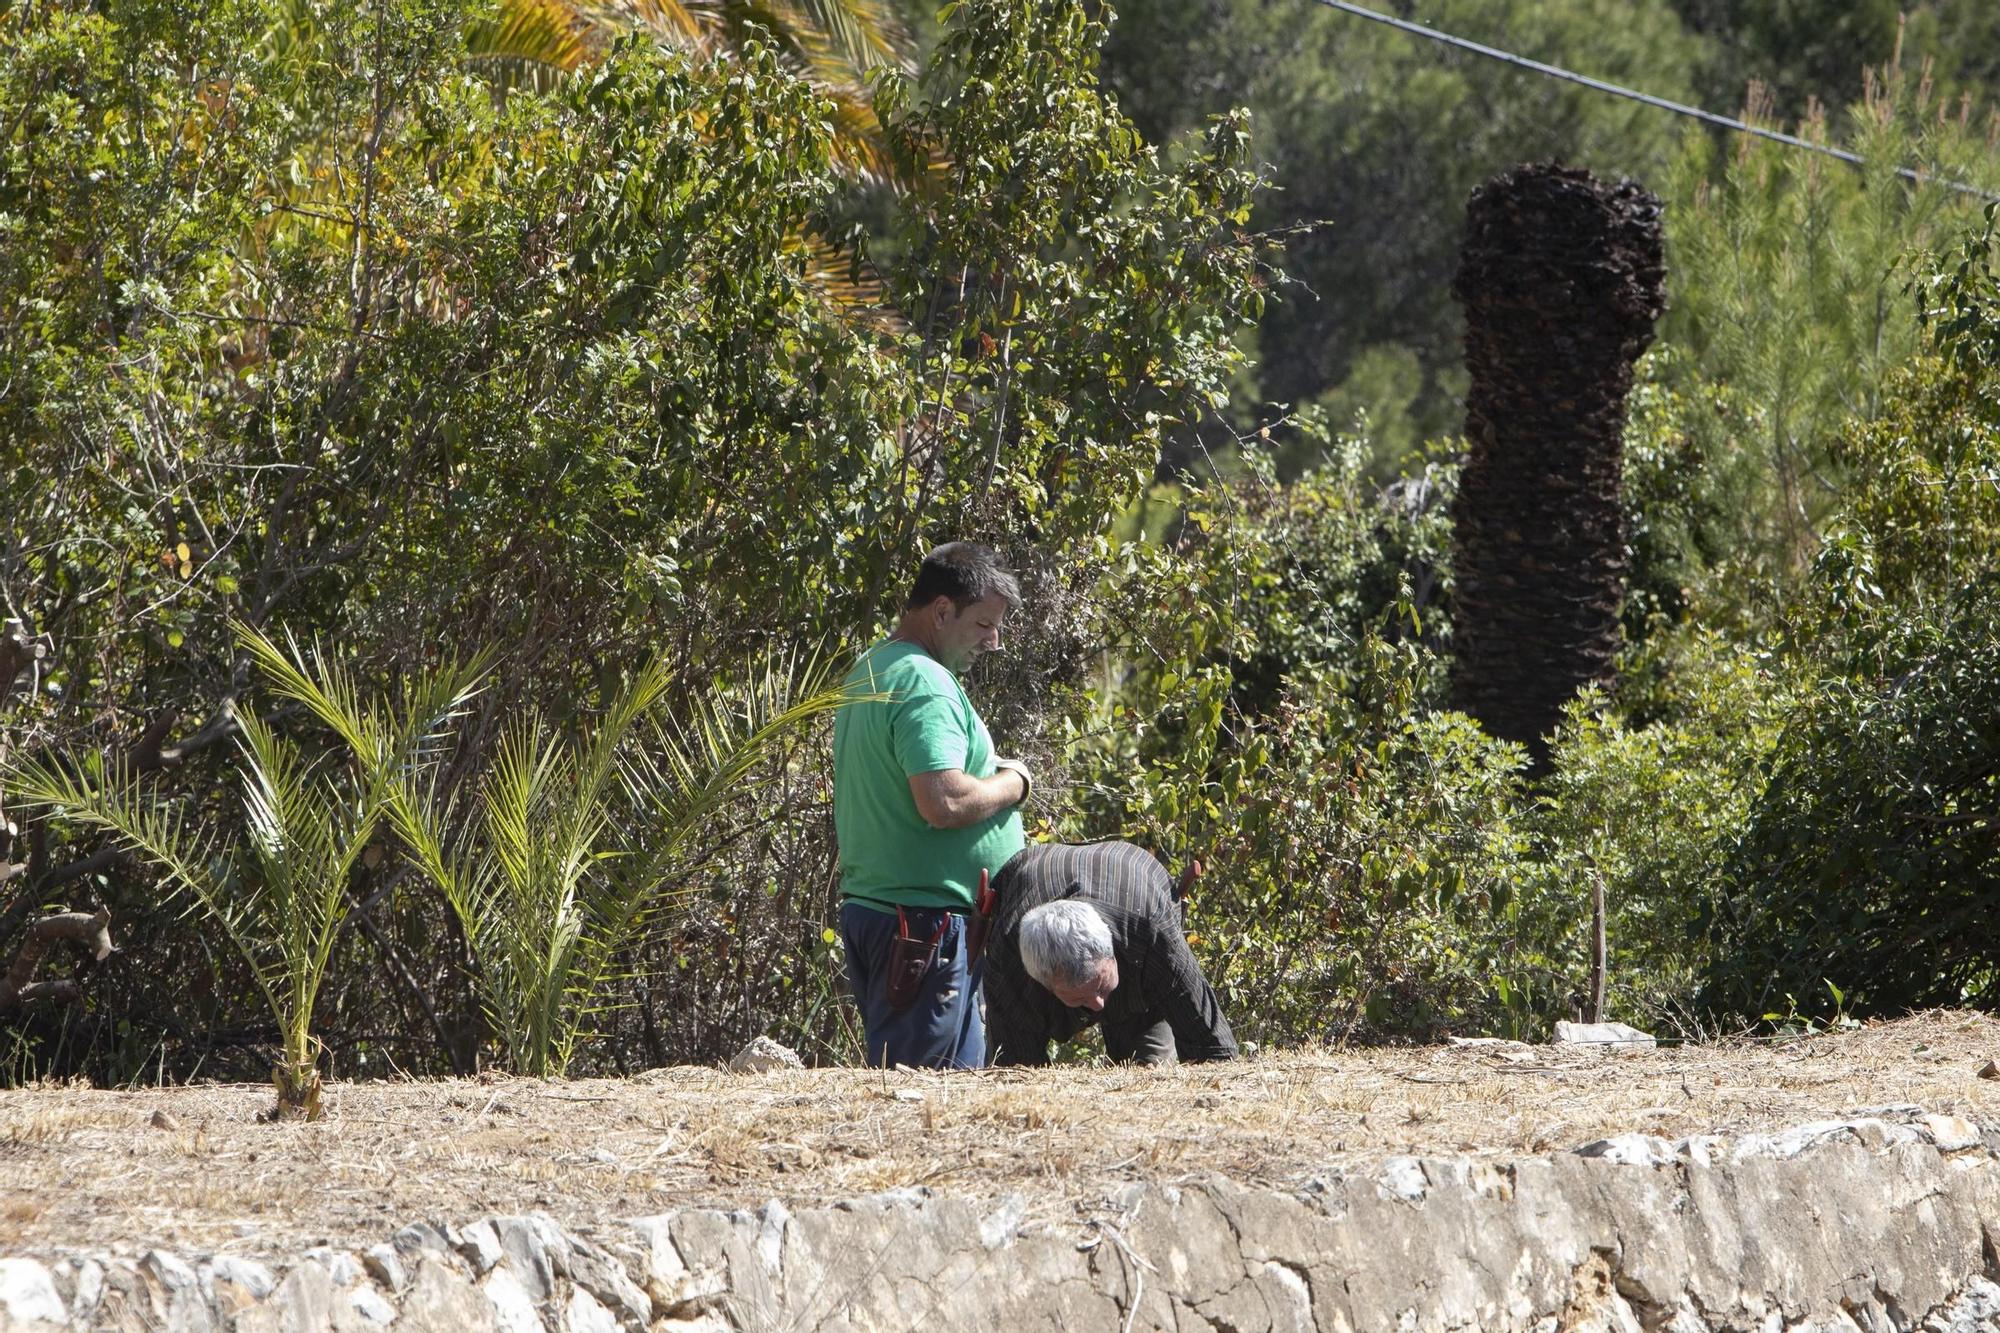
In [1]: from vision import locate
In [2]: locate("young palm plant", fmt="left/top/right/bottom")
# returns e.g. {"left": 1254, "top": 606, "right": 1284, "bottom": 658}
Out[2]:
{"left": 268, "top": 649, "right": 853, "bottom": 1077}
{"left": 5, "top": 627, "right": 487, "bottom": 1120}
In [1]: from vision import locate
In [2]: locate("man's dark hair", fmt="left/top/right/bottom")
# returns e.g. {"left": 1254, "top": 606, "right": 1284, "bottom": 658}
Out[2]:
{"left": 905, "top": 542, "right": 1021, "bottom": 611}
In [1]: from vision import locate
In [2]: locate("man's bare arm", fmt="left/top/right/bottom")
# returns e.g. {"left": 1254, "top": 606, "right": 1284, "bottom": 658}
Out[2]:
{"left": 908, "top": 766, "right": 1028, "bottom": 829}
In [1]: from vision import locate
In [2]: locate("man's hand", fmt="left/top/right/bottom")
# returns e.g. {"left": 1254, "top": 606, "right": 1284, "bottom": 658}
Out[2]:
{"left": 991, "top": 758, "right": 1033, "bottom": 808}
{"left": 909, "top": 764, "right": 1030, "bottom": 829}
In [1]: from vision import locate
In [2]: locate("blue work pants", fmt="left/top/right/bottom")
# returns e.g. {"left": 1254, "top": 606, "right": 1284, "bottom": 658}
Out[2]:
{"left": 839, "top": 901, "right": 985, "bottom": 1069}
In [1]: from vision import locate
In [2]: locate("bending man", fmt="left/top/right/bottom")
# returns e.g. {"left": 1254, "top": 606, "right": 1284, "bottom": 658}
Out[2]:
{"left": 983, "top": 840, "right": 1237, "bottom": 1067}
{"left": 832, "top": 541, "right": 1032, "bottom": 1068}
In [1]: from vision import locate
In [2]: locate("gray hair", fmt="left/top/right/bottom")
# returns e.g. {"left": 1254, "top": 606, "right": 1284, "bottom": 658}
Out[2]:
{"left": 1018, "top": 900, "right": 1113, "bottom": 989}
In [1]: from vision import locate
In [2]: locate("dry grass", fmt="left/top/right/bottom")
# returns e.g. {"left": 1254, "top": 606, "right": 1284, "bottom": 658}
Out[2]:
{"left": 2, "top": 1012, "right": 1997, "bottom": 1262}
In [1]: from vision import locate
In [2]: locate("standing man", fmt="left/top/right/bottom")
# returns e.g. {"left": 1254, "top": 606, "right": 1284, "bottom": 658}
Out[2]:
{"left": 833, "top": 542, "right": 1033, "bottom": 1068}
{"left": 983, "top": 840, "right": 1237, "bottom": 1067}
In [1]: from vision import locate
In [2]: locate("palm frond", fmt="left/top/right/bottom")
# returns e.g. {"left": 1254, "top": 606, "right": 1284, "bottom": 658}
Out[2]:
{"left": 467, "top": 0, "right": 599, "bottom": 91}
{"left": 802, "top": 229, "right": 900, "bottom": 326}
{"left": 239, "top": 621, "right": 489, "bottom": 808}
{"left": 597, "top": 0, "right": 714, "bottom": 53}
{"left": 747, "top": 0, "right": 906, "bottom": 82}
{"left": 238, "top": 626, "right": 387, "bottom": 767}
{"left": 3, "top": 748, "right": 288, "bottom": 1030}
{"left": 481, "top": 715, "right": 556, "bottom": 907}
{"left": 788, "top": 0, "right": 907, "bottom": 72}
{"left": 231, "top": 710, "right": 368, "bottom": 1061}
{"left": 594, "top": 647, "right": 850, "bottom": 931}
{"left": 816, "top": 84, "right": 895, "bottom": 185}
{"left": 567, "top": 657, "right": 677, "bottom": 840}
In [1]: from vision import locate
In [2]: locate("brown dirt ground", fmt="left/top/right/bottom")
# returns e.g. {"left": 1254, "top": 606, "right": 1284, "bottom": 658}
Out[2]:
{"left": 3, "top": 1011, "right": 1998, "bottom": 1263}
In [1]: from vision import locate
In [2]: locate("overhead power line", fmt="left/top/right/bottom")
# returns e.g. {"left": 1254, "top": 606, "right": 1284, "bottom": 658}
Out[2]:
{"left": 1308, "top": 0, "right": 2000, "bottom": 204}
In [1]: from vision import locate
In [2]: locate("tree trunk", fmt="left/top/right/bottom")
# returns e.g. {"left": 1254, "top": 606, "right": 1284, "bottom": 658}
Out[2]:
{"left": 1449, "top": 164, "right": 1666, "bottom": 769}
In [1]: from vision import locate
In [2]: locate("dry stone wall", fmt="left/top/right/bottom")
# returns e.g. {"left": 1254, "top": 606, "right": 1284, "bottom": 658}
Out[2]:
{"left": 6, "top": 1107, "right": 2000, "bottom": 1331}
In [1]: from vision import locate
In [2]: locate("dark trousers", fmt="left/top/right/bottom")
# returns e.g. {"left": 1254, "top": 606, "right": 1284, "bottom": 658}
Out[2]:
{"left": 839, "top": 902, "right": 985, "bottom": 1069}
{"left": 1104, "top": 1015, "right": 1178, "bottom": 1067}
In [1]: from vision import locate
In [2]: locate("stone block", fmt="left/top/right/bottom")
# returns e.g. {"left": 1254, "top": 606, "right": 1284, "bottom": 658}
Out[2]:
{"left": 482, "top": 1266, "right": 546, "bottom": 1333}
{"left": 0, "top": 1258, "right": 65, "bottom": 1328}
{"left": 398, "top": 1256, "right": 498, "bottom": 1333}
{"left": 361, "top": 1244, "right": 407, "bottom": 1293}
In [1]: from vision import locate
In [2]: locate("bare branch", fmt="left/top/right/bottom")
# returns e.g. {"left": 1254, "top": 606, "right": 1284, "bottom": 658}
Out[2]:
{"left": 0, "top": 617, "right": 45, "bottom": 711}
{"left": 154, "top": 702, "right": 240, "bottom": 767}
{"left": 348, "top": 899, "right": 467, "bottom": 1077}
{"left": 127, "top": 710, "right": 182, "bottom": 771}
{"left": 0, "top": 908, "right": 115, "bottom": 1013}
{"left": 12, "top": 979, "right": 81, "bottom": 1007}
{"left": 36, "top": 845, "right": 126, "bottom": 894}
{"left": 132, "top": 700, "right": 239, "bottom": 772}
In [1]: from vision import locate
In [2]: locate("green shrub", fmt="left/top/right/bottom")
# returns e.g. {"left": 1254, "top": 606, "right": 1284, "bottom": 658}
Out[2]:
{"left": 1701, "top": 224, "right": 2000, "bottom": 1021}
{"left": 1527, "top": 633, "right": 1788, "bottom": 1028}
{"left": 1706, "top": 582, "right": 2000, "bottom": 1017}
{"left": 1189, "top": 653, "right": 1535, "bottom": 1044}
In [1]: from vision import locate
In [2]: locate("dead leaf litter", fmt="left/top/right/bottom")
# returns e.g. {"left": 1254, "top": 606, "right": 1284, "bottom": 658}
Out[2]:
{"left": 1, "top": 1011, "right": 1995, "bottom": 1261}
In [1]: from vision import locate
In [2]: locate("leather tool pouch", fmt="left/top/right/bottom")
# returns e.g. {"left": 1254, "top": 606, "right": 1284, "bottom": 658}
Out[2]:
{"left": 965, "top": 868, "right": 999, "bottom": 970}
{"left": 885, "top": 908, "right": 947, "bottom": 1014}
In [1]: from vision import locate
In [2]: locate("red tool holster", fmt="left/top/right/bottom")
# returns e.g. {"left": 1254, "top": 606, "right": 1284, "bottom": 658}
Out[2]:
{"left": 965, "top": 867, "right": 999, "bottom": 969}
{"left": 1174, "top": 857, "right": 1203, "bottom": 926}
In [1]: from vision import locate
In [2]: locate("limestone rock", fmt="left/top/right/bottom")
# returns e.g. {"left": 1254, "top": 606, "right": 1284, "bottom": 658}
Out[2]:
{"left": 344, "top": 1283, "right": 399, "bottom": 1328}
{"left": 455, "top": 1219, "right": 506, "bottom": 1276}
{"left": 564, "top": 1233, "right": 650, "bottom": 1326}
{"left": 56, "top": 1257, "right": 103, "bottom": 1323}
{"left": 361, "top": 1244, "right": 407, "bottom": 1293}
{"left": 726, "top": 1036, "right": 803, "bottom": 1074}
{"left": 399, "top": 1257, "right": 497, "bottom": 1333}
{"left": 1923, "top": 1113, "right": 1983, "bottom": 1152}
{"left": 560, "top": 1286, "right": 620, "bottom": 1333}
{"left": 392, "top": 1222, "right": 454, "bottom": 1258}
{"left": 489, "top": 1215, "right": 562, "bottom": 1301}
{"left": 300, "top": 1245, "right": 364, "bottom": 1288}
{"left": 232, "top": 1258, "right": 334, "bottom": 1333}
{"left": 481, "top": 1266, "right": 544, "bottom": 1333}
{"left": 979, "top": 1195, "right": 1028, "bottom": 1249}
{"left": 210, "top": 1255, "right": 277, "bottom": 1313}
{"left": 1924, "top": 1276, "right": 2000, "bottom": 1332}
{"left": 1552, "top": 1020, "right": 1657, "bottom": 1049}
{"left": 141, "top": 1249, "right": 211, "bottom": 1332}
{"left": 11, "top": 1108, "right": 2000, "bottom": 1332}
{"left": 0, "top": 1258, "right": 65, "bottom": 1328}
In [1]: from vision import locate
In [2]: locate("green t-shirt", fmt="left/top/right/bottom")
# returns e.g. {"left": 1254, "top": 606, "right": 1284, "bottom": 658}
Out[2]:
{"left": 833, "top": 640, "right": 1026, "bottom": 911}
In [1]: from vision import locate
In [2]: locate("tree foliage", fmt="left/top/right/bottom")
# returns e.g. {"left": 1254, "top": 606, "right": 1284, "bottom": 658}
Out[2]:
{"left": 12, "top": 0, "right": 2000, "bottom": 1079}
{"left": 1102, "top": 0, "right": 1706, "bottom": 454}
{"left": 1657, "top": 67, "right": 1998, "bottom": 589}
{"left": 1700, "top": 225, "right": 2000, "bottom": 1019}
{"left": 1, "top": 0, "right": 1274, "bottom": 1079}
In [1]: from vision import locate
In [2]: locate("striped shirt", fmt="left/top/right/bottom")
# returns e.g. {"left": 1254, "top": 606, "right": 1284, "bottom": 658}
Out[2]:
{"left": 984, "top": 840, "right": 1238, "bottom": 1066}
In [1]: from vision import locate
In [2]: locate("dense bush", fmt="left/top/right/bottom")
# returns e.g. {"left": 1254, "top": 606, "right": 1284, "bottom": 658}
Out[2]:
{"left": 11, "top": 0, "right": 2000, "bottom": 1084}
{"left": 1703, "top": 269, "right": 2000, "bottom": 1018}
{"left": 1065, "top": 427, "right": 1797, "bottom": 1043}
{"left": 1529, "top": 634, "right": 1787, "bottom": 1026}
{"left": 0, "top": 0, "right": 1269, "bottom": 1080}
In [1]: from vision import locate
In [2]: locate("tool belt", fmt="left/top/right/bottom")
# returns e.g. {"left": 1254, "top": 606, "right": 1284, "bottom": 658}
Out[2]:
{"left": 882, "top": 869, "right": 1003, "bottom": 1014}
{"left": 884, "top": 906, "right": 949, "bottom": 1013}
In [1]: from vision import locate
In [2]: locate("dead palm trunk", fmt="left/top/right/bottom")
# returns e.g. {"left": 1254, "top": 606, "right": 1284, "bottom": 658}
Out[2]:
{"left": 1448, "top": 164, "right": 1665, "bottom": 768}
